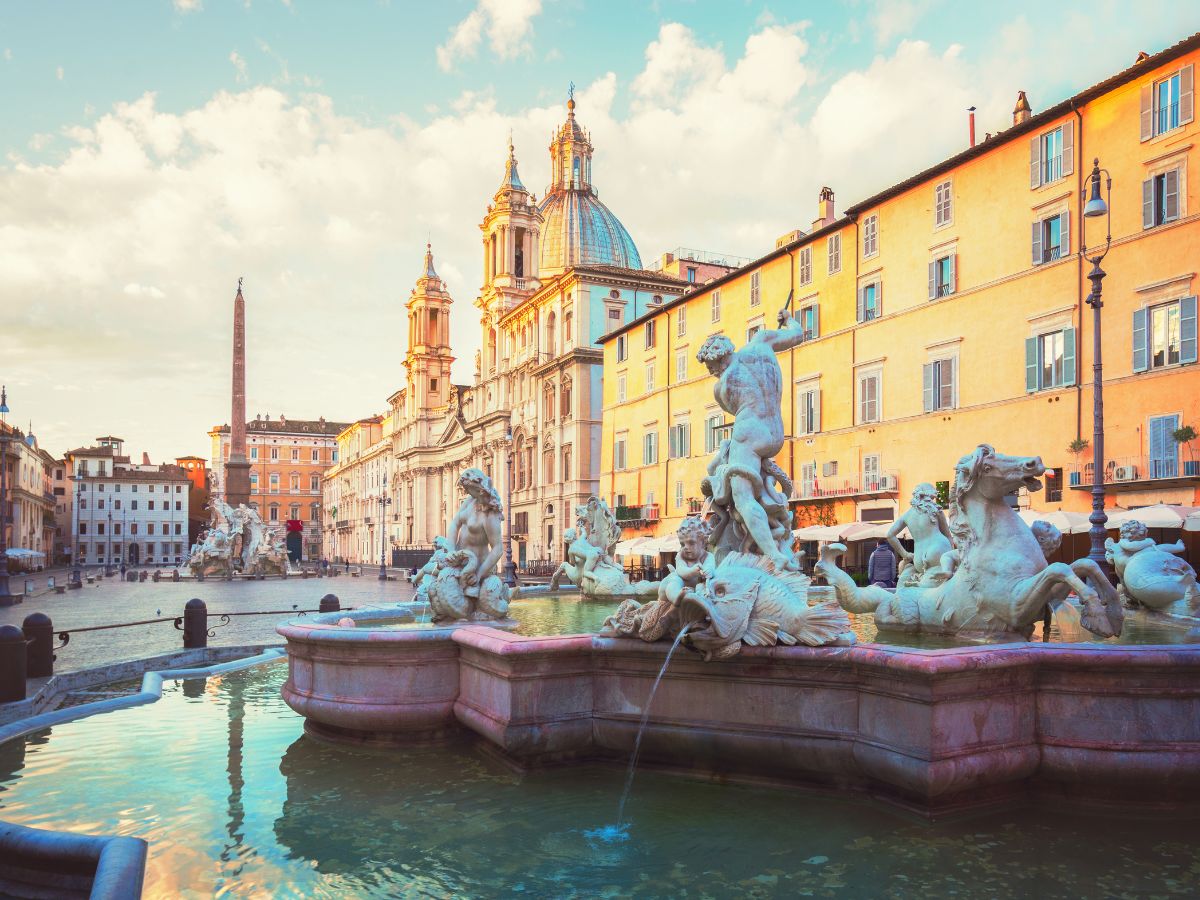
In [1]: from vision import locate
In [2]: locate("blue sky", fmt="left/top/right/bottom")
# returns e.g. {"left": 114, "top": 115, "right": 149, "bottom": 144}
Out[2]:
{"left": 0, "top": 1, "right": 1194, "bottom": 460}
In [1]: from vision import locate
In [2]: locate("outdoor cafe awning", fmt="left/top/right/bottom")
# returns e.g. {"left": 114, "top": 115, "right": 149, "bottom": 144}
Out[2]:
{"left": 4, "top": 548, "right": 45, "bottom": 558}
{"left": 792, "top": 522, "right": 905, "bottom": 543}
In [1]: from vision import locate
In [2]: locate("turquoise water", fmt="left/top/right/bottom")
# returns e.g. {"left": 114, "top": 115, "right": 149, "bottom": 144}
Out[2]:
{"left": 1, "top": 662, "right": 1198, "bottom": 898}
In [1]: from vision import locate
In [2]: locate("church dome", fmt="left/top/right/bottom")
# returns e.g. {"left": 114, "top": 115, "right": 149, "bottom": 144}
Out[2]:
{"left": 536, "top": 95, "right": 642, "bottom": 274}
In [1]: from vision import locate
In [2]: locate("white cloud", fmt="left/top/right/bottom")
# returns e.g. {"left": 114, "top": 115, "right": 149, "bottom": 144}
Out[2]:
{"left": 55, "top": 65, "right": 63, "bottom": 81}
{"left": 123, "top": 283, "right": 167, "bottom": 299}
{"left": 173, "top": 0, "right": 203, "bottom": 12}
{"left": 4, "top": 48, "right": 11, "bottom": 62}
{"left": 436, "top": 0, "right": 542, "bottom": 72}
{"left": 869, "top": 0, "right": 932, "bottom": 46}
{"left": 230, "top": 50, "right": 248, "bottom": 83}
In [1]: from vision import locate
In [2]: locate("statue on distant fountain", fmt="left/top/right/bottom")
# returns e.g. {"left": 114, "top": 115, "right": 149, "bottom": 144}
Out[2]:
{"left": 550, "top": 498, "right": 652, "bottom": 598}
{"left": 186, "top": 498, "right": 288, "bottom": 578}
{"left": 427, "top": 468, "right": 511, "bottom": 623}
{"left": 602, "top": 301, "right": 852, "bottom": 659}
{"left": 1106, "top": 520, "right": 1200, "bottom": 617}
{"left": 816, "top": 444, "right": 1124, "bottom": 640}
{"left": 890, "top": 482, "right": 957, "bottom": 587}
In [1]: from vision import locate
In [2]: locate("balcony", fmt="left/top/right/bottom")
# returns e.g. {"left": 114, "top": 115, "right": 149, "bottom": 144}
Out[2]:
{"left": 791, "top": 471, "right": 900, "bottom": 502}
{"left": 336, "top": 519, "right": 351, "bottom": 530}
{"left": 1068, "top": 455, "right": 1200, "bottom": 493}
{"left": 615, "top": 503, "right": 660, "bottom": 525}
{"left": 687, "top": 498, "right": 704, "bottom": 514}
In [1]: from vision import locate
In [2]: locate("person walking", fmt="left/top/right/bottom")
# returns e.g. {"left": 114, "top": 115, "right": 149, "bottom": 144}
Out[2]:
{"left": 867, "top": 538, "right": 897, "bottom": 589}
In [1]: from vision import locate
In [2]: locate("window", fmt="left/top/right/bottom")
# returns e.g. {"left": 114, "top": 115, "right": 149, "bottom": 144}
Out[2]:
{"left": 250, "top": 474, "right": 259, "bottom": 491}
{"left": 857, "top": 282, "right": 880, "bottom": 322}
{"left": 175, "top": 501, "right": 182, "bottom": 511}
{"left": 331, "top": 449, "right": 338, "bottom": 463}
{"left": 923, "top": 358, "right": 956, "bottom": 412}
{"left": 858, "top": 370, "right": 881, "bottom": 424}
{"left": 799, "top": 305, "right": 818, "bottom": 340}
{"left": 543, "top": 449, "right": 555, "bottom": 484}
{"left": 608, "top": 307, "right": 623, "bottom": 329}
{"left": 645, "top": 320, "right": 657, "bottom": 349}
{"left": 312, "top": 449, "right": 319, "bottom": 462}
{"left": 827, "top": 235, "right": 841, "bottom": 274}
{"left": 131, "top": 500, "right": 138, "bottom": 511}
{"left": 1030, "top": 123, "right": 1074, "bottom": 188}
{"left": 675, "top": 351, "right": 688, "bottom": 383}
{"left": 677, "top": 305, "right": 687, "bottom": 337}
{"left": 675, "top": 481, "right": 684, "bottom": 509}
{"left": 1025, "top": 328, "right": 1076, "bottom": 392}
{"left": 643, "top": 431, "right": 659, "bottom": 465}
{"left": 616, "top": 334, "right": 628, "bottom": 362}
{"left": 146, "top": 523, "right": 155, "bottom": 535}
{"left": 934, "top": 180, "right": 953, "bottom": 226}
{"left": 130, "top": 523, "right": 138, "bottom": 535}
{"left": 114, "top": 499, "right": 121, "bottom": 510}
{"left": 796, "top": 386, "right": 820, "bottom": 435}
{"left": 269, "top": 505, "right": 279, "bottom": 522}
{"left": 1134, "top": 297, "right": 1197, "bottom": 372}
{"left": 562, "top": 445, "right": 572, "bottom": 481}
{"left": 564, "top": 310, "right": 573, "bottom": 342}
{"left": 561, "top": 379, "right": 572, "bottom": 418}
{"left": 747, "top": 318, "right": 763, "bottom": 340}
{"left": 928, "top": 255, "right": 955, "bottom": 299}
{"left": 250, "top": 447, "right": 259, "bottom": 460}
{"left": 750, "top": 271, "right": 761, "bottom": 306}
{"left": 617, "top": 374, "right": 627, "bottom": 403}
{"left": 799, "top": 246, "right": 812, "bottom": 286}
{"left": 148, "top": 501, "right": 155, "bottom": 511}
{"left": 1142, "top": 169, "right": 1181, "bottom": 229}
{"left": 863, "top": 454, "right": 881, "bottom": 490}
{"left": 291, "top": 448, "right": 299, "bottom": 462}
{"left": 310, "top": 474, "right": 320, "bottom": 491}
{"left": 644, "top": 364, "right": 655, "bottom": 393}
{"left": 290, "top": 474, "right": 300, "bottom": 492}
{"left": 711, "top": 290, "right": 721, "bottom": 322}
{"left": 704, "top": 413, "right": 725, "bottom": 453}
{"left": 79, "top": 522, "right": 87, "bottom": 535}
{"left": 97, "top": 499, "right": 105, "bottom": 510}
{"left": 614, "top": 437, "right": 627, "bottom": 471}
{"left": 687, "top": 266, "right": 696, "bottom": 283}
{"left": 270, "top": 473, "right": 280, "bottom": 493}
{"left": 1032, "top": 213, "right": 1069, "bottom": 264}
{"left": 863, "top": 214, "right": 878, "bottom": 257}
{"left": 1149, "top": 414, "right": 1181, "bottom": 478}
{"left": 668, "top": 422, "right": 691, "bottom": 459}
{"left": 1046, "top": 467, "right": 1064, "bottom": 503}
{"left": 270, "top": 447, "right": 279, "bottom": 461}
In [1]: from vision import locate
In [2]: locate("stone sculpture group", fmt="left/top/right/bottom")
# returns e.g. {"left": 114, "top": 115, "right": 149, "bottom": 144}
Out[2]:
{"left": 1106, "top": 520, "right": 1200, "bottom": 618}
{"left": 186, "top": 498, "right": 289, "bottom": 578}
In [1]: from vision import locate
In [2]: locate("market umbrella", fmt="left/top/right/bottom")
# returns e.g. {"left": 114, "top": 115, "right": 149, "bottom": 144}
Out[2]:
{"left": 1185, "top": 510, "right": 1200, "bottom": 532}
{"left": 613, "top": 537, "right": 656, "bottom": 557}
{"left": 792, "top": 524, "right": 849, "bottom": 542}
{"left": 1104, "top": 504, "right": 1199, "bottom": 530}
{"left": 1017, "top": 509, "right": 1093, "bottom": 534}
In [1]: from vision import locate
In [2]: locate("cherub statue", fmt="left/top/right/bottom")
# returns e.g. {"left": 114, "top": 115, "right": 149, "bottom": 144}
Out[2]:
{"left": 655, "top": 516, "right": 715, "bottom": 607}
{"left": 1030, "top": 520, "right": 1063, "bottom": 561}
{"left": 411, "top": 536, "right": 453, "bottom": 602}
{"left": 889, "top": 482, "right": 957, "bottom": 587}
{"left": 550, "top": 519, "right": 602, "bottom": 592}
{"left": 1106, "top": 520, "right": 1199, "bottom": 617}
{"left": 428, "top": 548, "right": 478, "bottom": 622}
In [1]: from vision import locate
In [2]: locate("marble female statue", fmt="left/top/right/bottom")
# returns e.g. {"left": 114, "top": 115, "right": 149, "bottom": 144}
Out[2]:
{"left": 1106, "top": 520, "right": 1200, "bottom": 617}
{"left": 817, "top": 444, "right": 1123, "bottom": 640}
{"left": 889, "top": 482, "right": 957, "bottom": 587}
{"left": 696, "top": 306, "right": 808, "bottom": 571}
{"left": 429, "top": 468, "right": 510, "bottom": 622}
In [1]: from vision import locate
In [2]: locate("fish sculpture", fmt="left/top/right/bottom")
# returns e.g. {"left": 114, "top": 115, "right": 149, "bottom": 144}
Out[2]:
{"left": 601, "top": 551, "right": 853, "bottom": 661}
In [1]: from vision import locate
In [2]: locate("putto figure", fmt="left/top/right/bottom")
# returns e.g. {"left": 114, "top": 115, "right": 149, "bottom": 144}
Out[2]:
{"left": 888, "top": 482, "right": 957, "bottom": 587}
{"left": 1106, "top": 520, "right": 1200, "bottom": 618}
{"left": 549, "top": 498, "right": 650, "bottom": 598}
{"left": 410, "top": 536, "right": 452, "bottom": 604}
{"left": 697, "top": 305, "right": 808, "bottom": 571}
{"left": 427, "top": 468, "right": 511, "bottom": 623}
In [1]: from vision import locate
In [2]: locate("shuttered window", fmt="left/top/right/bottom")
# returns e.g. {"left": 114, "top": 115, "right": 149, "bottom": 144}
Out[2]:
{"left": 928, "top": 255, "right": 956, "bottom": 298}
{"left": 796, "top": 388, "right": 821, "bottom": 435}
{"left": 799, "top": 304, "right": 819, "bottom": 340}
{"left": 863, "top": 215, "right": 878, "bottom": 257}
{"left": 858, "top": 372, "right": 881, "bottom": 424}
{"left": 1142, "top": 64, "right": 1194, "bottom": 140}
{"left": 799, "top": 246, "right": 812, "bottom": 285}
{"left": 704, "top": 414, "right": 725, "bottom": 453}
{"left": 934, "top": 181, "right": 953, "bottom": 226}
{"left": 668, "top": 423, "right": 691, "bottom": 459}
{"left": 857, "top": 282, "right": 881, "bottom": 322}
{"left": 922, "top": 358, "right": 957, "bottom": 413}
{"left": 675, "top": 351, "right": 687, "bottom": 384}
{"left": 750, "top": 271, "right": 761, "bottom": 306}
{"left": 613, "top": 438, "right": 627, "bottom": 470}
{"left": 1032, "top": 212, "right": 1070, "bottom": 265}
{"left": 616, "top": 374, "right": 626, "bottom": 403}
{"left": 1133, "top": 297, "right": 1198, "bottom": 372}
{"left": 677, "top": 305, "right": 687, "bottom": 337}
{"left": 1142, "top": 168, "right": 1181, "bottom": 229}
{"left": 616, "top": 335, "right": 627, "bottom": 362}
{"left": 827, "top": 234, "right": 841, "bottom": 274}
{"left": 1030, "top": 122, "right": 1074, "bottom": 189}
{"left": 711, "top": 290, "right": 721, "bottom": 322}
{"left": 1149, "top": 414, "right": 1180, "bottom": 478}
{"left": 643, "top": 432, "right": 659, "bottom": 465}
{"left": 644, "top": 363, "right": 655, "bottom": 392}
{"left": 1024, "top": 328, "right": 1076, "bottom": 392}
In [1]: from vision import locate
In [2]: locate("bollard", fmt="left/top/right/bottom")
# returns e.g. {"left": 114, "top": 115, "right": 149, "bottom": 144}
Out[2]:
{"left": 139, "top": 571, "right": 147, "bottom": 583}
{"left": 319, "top": 593, "right": 340, "bottom": 613}
{"left": 0, "top": 625, "right": 27, "bottom": 703}
{"left": 182, "top": 598, "right": 208, "bottom": 649}
{"left": 152, "top": 571, "right": 161, "bottom": 583}
{"left": 21, "top": 613, "right": 54, "bottom": 678}
{"left": 173, "top": 570, "right": 180, "bottom": 582}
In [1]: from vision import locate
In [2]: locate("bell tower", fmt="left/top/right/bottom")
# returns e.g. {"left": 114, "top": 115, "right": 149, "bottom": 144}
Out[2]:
{"left": 549, "top": 87, "right": 594, "bottom": 192}
{"left": 403, "top": 244, "right": 454, "bottom": 412}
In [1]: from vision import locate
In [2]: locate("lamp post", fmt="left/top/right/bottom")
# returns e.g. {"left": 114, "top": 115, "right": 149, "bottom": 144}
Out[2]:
{"left": 1081, "top": 157, "right": 1113, "bottom": 574}
{"left": 378, "top": 473, "right": 392, "bottom": 581}
{"left": 0, "top": 386, "right": 13, "bottom": 607}
{"left": 106, "top": 505, "right": 114, "bottom": 576}
{"left": 502, "top": 430, "right": 517, "bottom": 587}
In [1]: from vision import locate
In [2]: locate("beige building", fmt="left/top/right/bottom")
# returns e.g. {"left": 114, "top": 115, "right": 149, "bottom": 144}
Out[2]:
{"left": 323, "top": 97, "right": 688, "bottom": 567}
{"left": 0, "top": 419, "right": 56, "bottom": 567}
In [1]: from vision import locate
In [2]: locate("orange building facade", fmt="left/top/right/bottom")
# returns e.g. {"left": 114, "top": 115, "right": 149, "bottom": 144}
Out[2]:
{"left": 600, "top": 36, "right": 1200, "bottom": 558}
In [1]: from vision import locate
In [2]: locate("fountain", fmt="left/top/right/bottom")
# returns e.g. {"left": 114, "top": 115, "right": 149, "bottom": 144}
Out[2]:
{"left": 185, "top": 497, "right": 289, "bottom": 578}
{"left": 274, "top": 299, "right": 1200, "bottom": 815}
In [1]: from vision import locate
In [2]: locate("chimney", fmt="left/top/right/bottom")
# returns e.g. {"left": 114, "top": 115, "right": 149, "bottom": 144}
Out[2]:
{"left": 142, "top": 452, "right": 151, "bottom": 465}
{"left": 968, "top": 106, "right": 976, "bottom": 147}
{"left": 1013, "top": 91, "right": 1032, "bottom": 126}
{"left": 319, "top": 416, "right": 326, "bottom": 427}
{"left": 812, "top": 186, "right": 836, "bottom": 231}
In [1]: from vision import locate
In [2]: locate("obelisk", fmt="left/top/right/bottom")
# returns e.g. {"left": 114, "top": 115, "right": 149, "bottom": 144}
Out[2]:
{"left": 224, "top": 277, "right": 252, "bottom": 508}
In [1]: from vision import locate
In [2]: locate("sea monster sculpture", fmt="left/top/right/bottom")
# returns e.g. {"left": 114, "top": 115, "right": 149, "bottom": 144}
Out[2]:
{"left": 426, "top": 468, "right": 511, "bottom": 623}
{"left": 550, "top": 499, "right": 652, "bottom": 598}
{"left": 186, "top": 498, "right": 288, "bottom": 577}
{"left": 410, "top": 536, "right": 453, "bottom": 603}
{"left": 890, "top": 482, "right": 958, "bottom": 587}
{"left": 1106, "top": 520, "right": 1200, "bottom": 617}
{"left": 602, "top": 300, "right": 852, "bottom": 659}
{"left": 816, "top": 444, "right": 1124, "bottom": 640}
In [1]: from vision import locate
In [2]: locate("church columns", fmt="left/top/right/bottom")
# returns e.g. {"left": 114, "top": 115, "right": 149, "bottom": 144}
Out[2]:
{"left": 505, "top": 225, "right": 514, "bottom": 276}
{"left": 530, "top": 231, "right": 539, "bottom": 278}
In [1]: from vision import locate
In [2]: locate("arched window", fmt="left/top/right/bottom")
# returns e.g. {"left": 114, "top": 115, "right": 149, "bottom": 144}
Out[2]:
{"left": 564, "top": 310, "right": 573, "bottom": 343}
{"left": 547, "top": 312, "right": 556, "bottom": 355}
{"left": 544, "top": 383, "right": 556, "bottom": 423}
{"left": 514, "top": 435, "right": 526, "bottom": 489}
{"left": 560, "top": 377, "right": 573, "bottom": 419}
{"left": 544, "top": 449, "right": 555, "bottom": 484}
{"left": 572, "top": 156, "right": 581, "bottom": 184}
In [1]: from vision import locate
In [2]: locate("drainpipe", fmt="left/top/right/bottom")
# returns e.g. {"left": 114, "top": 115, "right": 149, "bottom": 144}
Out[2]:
{"left": 1071, "top": 98, "right": 1084, "bottom": 443}
{"left": 785, "top": 246, "right": 796, "bottom": 484}
{"left": 848, "top": 213, "right": 860, "bottom": 491}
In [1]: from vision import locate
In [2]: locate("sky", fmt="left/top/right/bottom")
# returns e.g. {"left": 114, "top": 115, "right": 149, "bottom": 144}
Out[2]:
{"left": 0, "top": 1, "right": 1194, "bottom": 462}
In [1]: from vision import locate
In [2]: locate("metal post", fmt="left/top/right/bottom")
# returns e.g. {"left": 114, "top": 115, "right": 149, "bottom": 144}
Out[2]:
{"left": 1086, "top": 257, "right": 1109, "bottom": 571}
{"left": 22, "top": 612, "right": 54, "bottom": 678}
{"left": 0, "top": 412, "right": 12, "bottom": 608}
{"left": 0, "top": 624, "right": 26, "bottom": 702}
{"left": 503, "top": 438, "right": 517, "bottom": 586}
{"left": 182, "top": 598, "right": 208, "bottom": 648}
{"left": 319, "top": 593, "right": 340, "bottom": 613}
{"left": 378, "top": 475, "right": 391, "bottom": 581}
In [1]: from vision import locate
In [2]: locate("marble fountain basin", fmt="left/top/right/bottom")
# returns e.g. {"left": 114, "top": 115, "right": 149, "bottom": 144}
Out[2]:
{"left": 277, "top": 605, "right": 1200, "bottom": 816}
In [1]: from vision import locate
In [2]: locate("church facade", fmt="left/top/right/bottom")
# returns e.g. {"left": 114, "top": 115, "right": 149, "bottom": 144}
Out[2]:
{"left": 323, "top": 98, "right": 687, "bottom": 566}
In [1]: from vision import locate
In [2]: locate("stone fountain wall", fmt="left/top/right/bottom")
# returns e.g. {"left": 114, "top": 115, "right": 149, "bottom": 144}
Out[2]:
{"left": 278, "top": 618, "right": 1200, "bottom": 816}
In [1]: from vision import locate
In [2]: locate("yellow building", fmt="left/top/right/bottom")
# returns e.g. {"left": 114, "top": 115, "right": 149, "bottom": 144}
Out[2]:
{"left": 601, "top": 35, "right": 1200, "bottom": 560}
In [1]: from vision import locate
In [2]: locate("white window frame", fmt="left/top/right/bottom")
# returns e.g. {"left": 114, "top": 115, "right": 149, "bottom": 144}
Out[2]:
{"left": 614, "top": 435, "right": 627, "bottom": 471}
{"left": 675, "top": 350, "right": 688, "bottom": 384}
{"left": 862, "top": 214, "right": 878, "bottom": 258}
{"left": 616, "top": 334, "right": 628, "bottom": 362}
{"left": 857, "top": 368, "right": 882, "bottom": 425}
{"left": 750, "top": 271, "right": 761, "bottom": 307}
{"left": 643, "top": 430, "right": 659, "bottom": 466}
{"left": 616, "top": 374, "right": 627, "bottom": 403}
{"left": 674, "top": 480, "right": 684, "bottom": 509}
{"left": 827, "top": 234, "right": 841, "bottom": 274}
{"left": 711, "top": 290, "right": 721, "bottom": 322}
{"left": 795, "top": 382, "right": 820, "bottom": 436}
{"left": 677, "top": 305, "right": 687, "bottom": 337}
{"left": 923, "top": 356, "right": 958, "bottom": 413}
{"left": 934, "top": 180, "right": 953, "bottom": 227}
{"left": 746, "top": 316, "right": 764, "bottom": 341}
{"left": 644, "top": 362, "right": 656, "bottom": 393}
{"left": 799, "top": 246, "right": 812, "bottom": 285}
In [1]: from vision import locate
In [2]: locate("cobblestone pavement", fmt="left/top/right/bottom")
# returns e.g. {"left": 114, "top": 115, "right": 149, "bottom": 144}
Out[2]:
{"left": 0, "top": 573, "right": 417, "bottom": 673}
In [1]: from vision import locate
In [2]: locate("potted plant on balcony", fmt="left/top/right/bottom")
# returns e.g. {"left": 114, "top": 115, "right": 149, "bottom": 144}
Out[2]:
{"left": 1174, "top": 425, "right": 1198, "bottom": 476}
{"left": 1067, "top": 438, "right": 1089, "bottom": 486}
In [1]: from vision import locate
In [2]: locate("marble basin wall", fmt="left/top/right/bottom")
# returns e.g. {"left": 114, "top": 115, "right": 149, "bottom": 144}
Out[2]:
{"left": 278, "top": 617, "right": 1200, "bottom": 814}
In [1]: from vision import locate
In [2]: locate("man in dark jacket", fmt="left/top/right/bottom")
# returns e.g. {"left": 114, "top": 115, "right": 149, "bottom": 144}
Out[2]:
{"left": 867, "top": 539, "right": 897, "bottom": 588}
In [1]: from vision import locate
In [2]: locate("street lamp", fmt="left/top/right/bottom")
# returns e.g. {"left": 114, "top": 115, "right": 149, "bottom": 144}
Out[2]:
{"left": 106, "top": 505, "right": 114, "bottom": 576}
{"left": 1081, "top": 157, "right": 1113, "bottom": 574}
{"left": 378, "top": 473, "right": 392, "bottom": 581}
{"left": 0, "top": 386, "right": 14, "bottom": 607}
{"left": 502, "top": 430, "right": 517, "bottom": 587}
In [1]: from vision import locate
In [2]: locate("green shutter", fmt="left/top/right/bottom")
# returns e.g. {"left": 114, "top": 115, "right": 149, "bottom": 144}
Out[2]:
{"left": 1142, "top": 178, "right": 1154, "bottom": 229}
{"left": 927, "top": 261, "right": 936, "bottom": 300}
{"left": 923, "top": 362, "right": 935, "bottom": 412}
{"left": 1133, "top": 308, "right": 1149, "bottom": 372}
{"left": 1062, "top": 327, "right": 1076, "bottom": 386}
{"left": 1061, "top": 120, "right": 1074, "bottom": 177}
{"left": 1030, "top": 135, "right": 1042, "bottom": 188}
{"left": 1181, "top": 296, "right": 1198, "bottom": 364}
{"left": 1025, "top": 336, "right": 1039, "bottom": 392}
{"left": 1031, "top": 221, "right": 1042, "bottom": 265}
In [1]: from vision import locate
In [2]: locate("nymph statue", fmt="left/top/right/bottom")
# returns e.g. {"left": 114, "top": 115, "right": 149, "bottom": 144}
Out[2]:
{"left": 550, "top": 499, "right": 649, "bottom": 598}
{"left": 410, "top": 535, "right": 452, "bottom": 603}
{"left": 1106, "top": 520, "right": 1200, "bottom": 617}
{"left": 889, "top": 482, "right": 957, "bottom": 587}
{"left": 427, "top": 468, "right": 511, "bottom": 623}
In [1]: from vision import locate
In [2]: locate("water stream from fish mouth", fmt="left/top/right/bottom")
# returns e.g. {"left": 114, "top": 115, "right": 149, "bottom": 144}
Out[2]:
{"left": 589, "top": 623, "right": 694, "bottom": 844}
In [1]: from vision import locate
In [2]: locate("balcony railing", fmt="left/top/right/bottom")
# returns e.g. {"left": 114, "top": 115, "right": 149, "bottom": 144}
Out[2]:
{"left": 615, "top": 503, "right": 660, "bottom": 525}
{"left": 791, "top": 471, "right": 900, "bottom": 501}
{"left": 687, "top": 498, "right": 704, "bottom": 514}
{"left": 1068, "top": 454, "right": 1200, "bottom": 491}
